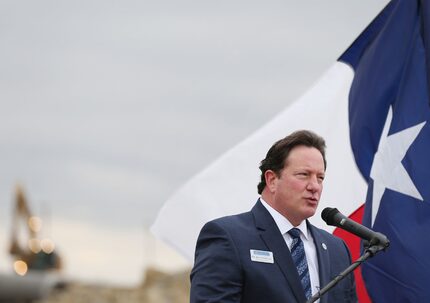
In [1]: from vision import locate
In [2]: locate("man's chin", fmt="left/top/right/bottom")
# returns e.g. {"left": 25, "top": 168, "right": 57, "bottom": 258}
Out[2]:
{"left": 303, "top": 206, "right": 318, "bottom": 219}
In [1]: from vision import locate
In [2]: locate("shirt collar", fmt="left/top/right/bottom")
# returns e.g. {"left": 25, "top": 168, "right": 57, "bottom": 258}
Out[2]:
{"left": 260, "top": 197, "right": 309, "bottom": 240}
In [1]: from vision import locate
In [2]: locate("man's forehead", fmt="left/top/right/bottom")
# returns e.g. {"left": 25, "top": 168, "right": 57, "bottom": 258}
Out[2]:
{"left": 284, "top": 146, "right": 325, "bottom": 168}
{"left": 286, "top": 145, "right": 323, "bottom": 159}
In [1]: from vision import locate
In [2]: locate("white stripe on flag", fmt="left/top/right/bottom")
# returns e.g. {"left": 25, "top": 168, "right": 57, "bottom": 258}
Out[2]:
{"left": 151, "top": 62, "right": 367, "bottom": 261}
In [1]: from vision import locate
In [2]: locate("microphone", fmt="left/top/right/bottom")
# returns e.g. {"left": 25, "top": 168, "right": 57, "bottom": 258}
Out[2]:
{"left": 321, "top": 207, "right": 389, "bottom": 248}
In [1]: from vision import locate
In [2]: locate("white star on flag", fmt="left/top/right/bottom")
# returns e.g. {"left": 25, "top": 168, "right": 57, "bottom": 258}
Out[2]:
{"left": 370, "top": 106, "right": 426, "bottom": 226}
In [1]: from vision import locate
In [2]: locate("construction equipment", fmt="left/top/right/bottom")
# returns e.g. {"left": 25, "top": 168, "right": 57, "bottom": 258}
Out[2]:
{"left": 9, "top": 185, "right": 62, "bottom": 275}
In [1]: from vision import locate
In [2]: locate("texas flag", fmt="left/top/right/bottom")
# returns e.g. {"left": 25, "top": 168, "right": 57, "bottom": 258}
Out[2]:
{"left": 342, "top": 0, "right": 430, "bottom": 302}
{"left": 151, "top": 0, "right": 430, "bottom": 302}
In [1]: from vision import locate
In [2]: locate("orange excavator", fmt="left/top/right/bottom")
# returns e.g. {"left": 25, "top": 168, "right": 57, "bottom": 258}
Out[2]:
{"left": 9, "top": 185, "right": 61, "bottom": 275}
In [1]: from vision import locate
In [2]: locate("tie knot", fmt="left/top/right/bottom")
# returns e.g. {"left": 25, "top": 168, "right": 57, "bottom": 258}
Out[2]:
{"left": 288, "top": 228, "right": 301, "bottom": 239}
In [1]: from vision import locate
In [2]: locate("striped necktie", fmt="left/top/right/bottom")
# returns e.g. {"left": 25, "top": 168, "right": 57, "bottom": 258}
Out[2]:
{"left": 288, "top": 228, "right": 312, "bottom": 299}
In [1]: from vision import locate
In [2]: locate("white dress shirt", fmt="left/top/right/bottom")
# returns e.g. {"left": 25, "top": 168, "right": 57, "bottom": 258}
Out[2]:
{"left": 260, "top": 198, "right": 320, "bottom": 301}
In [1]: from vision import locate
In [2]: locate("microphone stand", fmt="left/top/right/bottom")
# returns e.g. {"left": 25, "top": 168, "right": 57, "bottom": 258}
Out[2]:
{"left": 306, "top": 243, "right": 387, "bottom": 303}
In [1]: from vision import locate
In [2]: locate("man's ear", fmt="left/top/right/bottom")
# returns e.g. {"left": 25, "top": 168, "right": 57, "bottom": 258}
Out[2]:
{"left": 264, "top": 170, "right": 278, "bottom": 193}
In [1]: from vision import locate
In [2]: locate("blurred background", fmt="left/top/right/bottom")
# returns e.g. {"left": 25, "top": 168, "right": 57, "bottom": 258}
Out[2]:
{"left": 0, "top": 0, "right": 387, "bottom": 302}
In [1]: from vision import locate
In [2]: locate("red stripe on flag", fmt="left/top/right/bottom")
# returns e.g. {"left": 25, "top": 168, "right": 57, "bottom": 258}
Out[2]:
{"left": 332, "top": 204, "right": 371, "bottom": 303}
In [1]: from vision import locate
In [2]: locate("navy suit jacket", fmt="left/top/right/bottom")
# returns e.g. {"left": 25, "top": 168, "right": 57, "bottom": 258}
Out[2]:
{"left": 190, "top": 200, "right": 357, "bottom": 303}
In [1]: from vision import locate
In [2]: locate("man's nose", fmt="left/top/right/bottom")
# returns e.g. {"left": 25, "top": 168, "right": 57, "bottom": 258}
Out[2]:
{"left": 306, "top": 176, "right": 321, "bottom": 192}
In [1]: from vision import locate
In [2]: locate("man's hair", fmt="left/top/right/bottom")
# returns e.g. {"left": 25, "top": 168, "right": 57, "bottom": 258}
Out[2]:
{"left": 257, "top": 130, "right": 326, "bottom": 194}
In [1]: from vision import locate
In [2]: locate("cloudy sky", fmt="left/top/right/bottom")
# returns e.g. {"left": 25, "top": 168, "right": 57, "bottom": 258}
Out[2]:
{"left": 0, "top": 0, "right": 388, "bottom": 286}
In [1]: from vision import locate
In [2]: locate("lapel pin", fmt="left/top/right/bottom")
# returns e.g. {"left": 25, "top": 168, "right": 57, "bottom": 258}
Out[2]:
{"left": 322, "top": 243, "right": 327, "bottom": 250}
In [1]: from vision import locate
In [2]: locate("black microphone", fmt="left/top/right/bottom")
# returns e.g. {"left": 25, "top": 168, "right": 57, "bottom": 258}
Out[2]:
{"left": 321, "top": 207, "right": 389, "bottom": 248}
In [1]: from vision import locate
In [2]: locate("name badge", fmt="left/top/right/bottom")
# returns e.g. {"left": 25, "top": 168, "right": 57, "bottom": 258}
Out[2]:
{"left": 250, "top": 249, "right": 274, "bottom": 263}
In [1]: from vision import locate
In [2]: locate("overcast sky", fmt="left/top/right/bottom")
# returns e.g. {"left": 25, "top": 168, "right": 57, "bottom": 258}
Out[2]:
{"left": 0, "top": 0, "right": 388, "bottom": 286}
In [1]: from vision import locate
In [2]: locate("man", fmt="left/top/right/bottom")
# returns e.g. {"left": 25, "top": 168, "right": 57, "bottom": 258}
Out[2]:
{"left": 190, "top": 130, "right": 357, "bottom": 303}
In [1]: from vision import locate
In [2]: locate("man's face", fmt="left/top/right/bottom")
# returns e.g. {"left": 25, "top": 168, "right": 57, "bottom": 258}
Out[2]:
{"left": 267, "top": 145, "right": 325, "bottom": 226}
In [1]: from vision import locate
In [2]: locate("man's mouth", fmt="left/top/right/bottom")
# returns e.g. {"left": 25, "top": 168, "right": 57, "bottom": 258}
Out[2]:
{"left": 305, "top": 197, "right": 318, "bottom": 203}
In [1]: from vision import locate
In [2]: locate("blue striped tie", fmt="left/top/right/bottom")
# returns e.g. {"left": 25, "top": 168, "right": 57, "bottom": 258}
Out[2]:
{"left": 288, "top": 228, "right": 312, "bottom": 299}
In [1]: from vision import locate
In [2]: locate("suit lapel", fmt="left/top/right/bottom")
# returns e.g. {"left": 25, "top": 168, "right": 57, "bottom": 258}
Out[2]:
{"left": 252, "top": 201, "right": 307, "bottom": 303}
{"left": 308, "top": 224, "right": 330, "bottom": 303}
